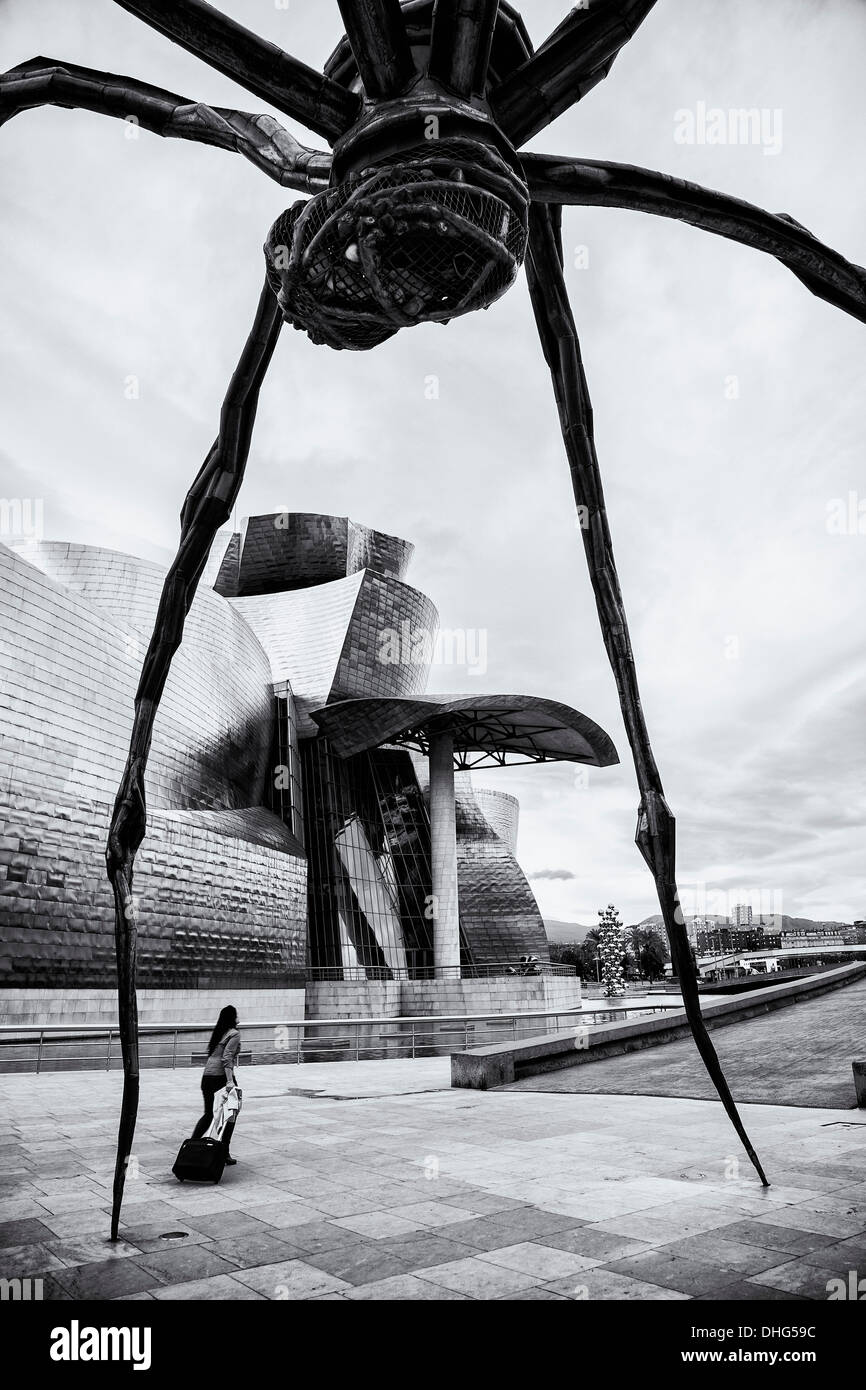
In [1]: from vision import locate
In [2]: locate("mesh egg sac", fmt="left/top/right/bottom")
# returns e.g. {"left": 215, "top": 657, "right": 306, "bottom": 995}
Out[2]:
{"left": 265, "top": 141, "right": 529, "bottom": 351}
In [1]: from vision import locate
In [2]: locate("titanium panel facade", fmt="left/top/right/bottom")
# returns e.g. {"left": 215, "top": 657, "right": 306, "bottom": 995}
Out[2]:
{"left": 454, "top": 774, "right": 549, "bottom": 965}
{"left": 231, "top": 573, "right": 366, "bottom": 733}
{"left": 473, "top": 787, "right": 520, "bottom": 854}
{"left": 0, "top": 542, "right": 305, "bottom": 988}
{"left": 212, "top": 512, "right": 413, "bottom": 597}
{"left": 231, "top": 569, "right": 437, "bottom": 734}
{"left": 11, "top": 541, "right": 274, "bottom": 810}
{"left": 332, "top": 573, "right": 439, "bottom": 702}
{"left": 1, "top": 510, "right": 571, "bottom": 991}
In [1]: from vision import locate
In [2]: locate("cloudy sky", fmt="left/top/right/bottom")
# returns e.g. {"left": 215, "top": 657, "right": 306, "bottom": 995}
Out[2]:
{"left": 2, "top": 0, "right": 865, "bottom": 926}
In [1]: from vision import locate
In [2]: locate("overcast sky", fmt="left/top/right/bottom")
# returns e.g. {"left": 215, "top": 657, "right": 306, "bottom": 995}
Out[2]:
{"left": 2, "top": 0, "right": 865, "bottom": 925}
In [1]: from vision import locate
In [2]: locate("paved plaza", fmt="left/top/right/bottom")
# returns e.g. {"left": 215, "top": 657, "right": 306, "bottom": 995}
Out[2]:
{"left": 1, "top": 1059, "right": 865, "bottom": 1301}
{"left": 512, "top": 976, "right": 866, "bottom": 1109}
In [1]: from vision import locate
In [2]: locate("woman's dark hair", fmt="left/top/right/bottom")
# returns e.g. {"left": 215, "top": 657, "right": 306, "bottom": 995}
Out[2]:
{"left": 207, "top": 1005, "right": 238, "bottom": 1056}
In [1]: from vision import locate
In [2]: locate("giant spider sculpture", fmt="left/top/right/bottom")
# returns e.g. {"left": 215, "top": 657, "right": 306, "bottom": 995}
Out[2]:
{"left": 4, "top": 0, "right": 865, "bottom": 1239}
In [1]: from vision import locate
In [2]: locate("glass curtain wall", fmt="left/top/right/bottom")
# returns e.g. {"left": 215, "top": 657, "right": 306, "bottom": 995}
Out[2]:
{"left": 298, "top": 741, "right": 445, "bottom": 979}
{"left": 271, "top": 687, "right": 305, "bottom": 847}
{"left": 269, "top": 701, "right": 477, "bottom": 979}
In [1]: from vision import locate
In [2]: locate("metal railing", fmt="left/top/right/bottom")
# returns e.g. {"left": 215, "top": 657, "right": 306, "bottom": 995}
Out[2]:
{"left": 0, "top": 1001, "right": 680, "bottom": 1074}
{"left": 581, "top": 980, "right": 680, "bottom": 995}
{"left": 305, "top": 959, "right": 577, "bottom": 981}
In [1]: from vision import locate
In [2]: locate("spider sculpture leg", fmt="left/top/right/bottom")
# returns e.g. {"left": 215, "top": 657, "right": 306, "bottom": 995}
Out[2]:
{"left": 523, "top": 156, "right": 866, "bottom": 325}
{"left": 335, "top": 0, "right": 416, "bottom": 99}
{"left": 491, "top": 0, "right": 660, "bottom": 144}
{"left": 526, "top": 202, "right": 769, "bottom": 1187}
{"left": 0, "top": 58, "right": 331, "bottom": 192}
{"left": 112, "top": 0, "right": 359, "bottom": 140}
{"left": 106, "top": 277, "right": 283, "bottom": 1239}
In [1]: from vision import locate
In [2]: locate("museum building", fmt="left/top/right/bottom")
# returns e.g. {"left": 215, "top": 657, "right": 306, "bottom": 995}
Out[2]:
{"left": 0, "top": 514, "right": 617, "bottom": 1028}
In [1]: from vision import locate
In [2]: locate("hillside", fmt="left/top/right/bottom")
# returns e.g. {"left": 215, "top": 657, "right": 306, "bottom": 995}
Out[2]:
{"left": 544, "top": 914, "right": 852, "bottom": 945}
{"left": 638, "top": 914, "right": 851, "bottom": 935}
{"left": 544, "top": 919, "right": 594, "bottom": 944}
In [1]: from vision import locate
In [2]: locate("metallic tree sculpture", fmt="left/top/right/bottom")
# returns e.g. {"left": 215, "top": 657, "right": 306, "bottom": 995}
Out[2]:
{"left": 3, "top": 0, "right": 865, "bottom": 1238}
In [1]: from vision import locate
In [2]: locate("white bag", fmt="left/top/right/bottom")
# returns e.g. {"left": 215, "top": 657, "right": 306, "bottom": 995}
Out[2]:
{"left": 206, "top": 1086, "right": 242, "bottom": 1143}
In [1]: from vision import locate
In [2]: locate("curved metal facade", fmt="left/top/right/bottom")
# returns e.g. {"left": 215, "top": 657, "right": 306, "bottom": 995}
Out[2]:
{"left": 0, "top": 541, "right": 305, "bottom": 989}
{"left": 212, "top": 512, "right": 413, "bottom": 597}
{"left": 473, "top": 786, "right": 520, "bottom": 854}
{"left": 0, "top": 510, "right": 581, "bottom": 990}
{"left": 454, "top": 774, "right": 549, "bottom": 965}
{"left": 232, "top": 569, "right": 438, "bottom": 735}
{"left": 13, "top": 541, "right": 274, "bottom": 811}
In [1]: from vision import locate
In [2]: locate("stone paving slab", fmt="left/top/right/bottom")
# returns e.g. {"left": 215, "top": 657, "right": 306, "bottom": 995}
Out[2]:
{"left": 1, "top": 1061, "right": 865, "bottom": 1301}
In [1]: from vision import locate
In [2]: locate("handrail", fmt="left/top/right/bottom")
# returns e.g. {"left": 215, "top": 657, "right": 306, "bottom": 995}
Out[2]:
{"left": 0, "top": 1000, "right": 682, "bottom": 1038}
{"left": 0, "top": 1002, "right": 681, "bottom": 1075}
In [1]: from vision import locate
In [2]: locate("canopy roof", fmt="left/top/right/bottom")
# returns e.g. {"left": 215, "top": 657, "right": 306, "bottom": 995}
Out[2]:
{"left": 310, "top": 694, "right": 619, "bottom": 770}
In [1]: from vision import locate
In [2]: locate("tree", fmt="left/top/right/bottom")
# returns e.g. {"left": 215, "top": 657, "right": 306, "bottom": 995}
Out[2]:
{"left": 627, "top": 925, "right": 669, "bottom": 982}
{"left": 597, "top": 904, "right": 626, "bottom": 998}
{"left": 582, "top": 929, "right": 602, "bottom": 982}
{"left": 549, "top": 941, "right": 595, "bottom": 980}
{"left": 640, "top": 931, "right": 669, "bottom": 982}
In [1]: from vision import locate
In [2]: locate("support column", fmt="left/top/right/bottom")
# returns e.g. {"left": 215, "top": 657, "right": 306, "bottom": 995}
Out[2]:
{"left": 429, "top": 730, "right": 460, "bottom": 979}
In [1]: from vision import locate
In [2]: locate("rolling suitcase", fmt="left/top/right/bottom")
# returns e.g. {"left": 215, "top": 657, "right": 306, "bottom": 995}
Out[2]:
{"left": 172, "top": 1087, "right": 242, "bottom": 1184}
{"left": 172, "top": 1135, "right": 226, "bottom": 1184}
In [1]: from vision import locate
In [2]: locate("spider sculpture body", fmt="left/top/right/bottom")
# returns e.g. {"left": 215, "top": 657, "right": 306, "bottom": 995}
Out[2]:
{"left": 3, "top": 0, "right": 865, "bottom": 1238}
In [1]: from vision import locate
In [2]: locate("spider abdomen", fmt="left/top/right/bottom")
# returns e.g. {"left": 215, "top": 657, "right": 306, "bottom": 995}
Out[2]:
{"left": 265, "top": 134, "right": 529, "bottom": 351}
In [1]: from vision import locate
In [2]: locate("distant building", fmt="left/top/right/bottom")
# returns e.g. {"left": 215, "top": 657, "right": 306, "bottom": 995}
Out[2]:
{"left": 780, "top": 927, "right": 845, "bottom": 950}
{"left": 732, "top": 903, "right": 753, "bottom": 927}
{"left": 696, "top": 927, "right": 730, "bottom": 955}
{"left": 697, "top": 926, "right": 781, "bottom": 955}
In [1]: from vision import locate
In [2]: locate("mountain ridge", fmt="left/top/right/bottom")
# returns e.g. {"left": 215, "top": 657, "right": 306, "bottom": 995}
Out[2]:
{"left": 544, "top": 914, "right": 852, "bottom": 944}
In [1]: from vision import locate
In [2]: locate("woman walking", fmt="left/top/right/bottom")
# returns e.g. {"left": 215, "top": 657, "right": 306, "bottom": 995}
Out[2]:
{"left": 192, "top": 1005, "right": 241, "bottom": 1165}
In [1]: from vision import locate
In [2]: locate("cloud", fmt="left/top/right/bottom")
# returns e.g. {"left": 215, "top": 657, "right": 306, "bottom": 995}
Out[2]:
{"left": 530, "top": 869, "right": 577, "bottom": 882}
